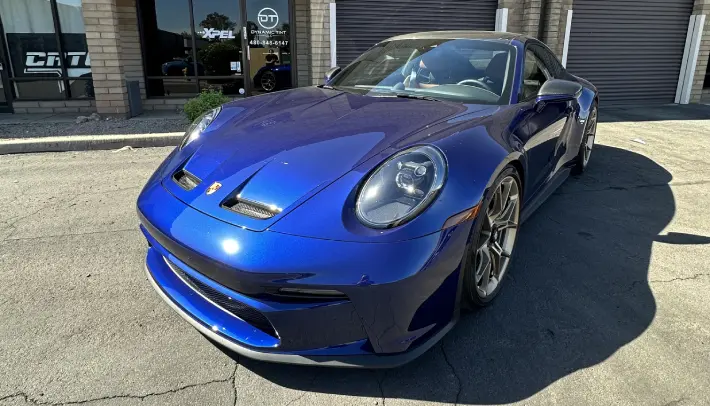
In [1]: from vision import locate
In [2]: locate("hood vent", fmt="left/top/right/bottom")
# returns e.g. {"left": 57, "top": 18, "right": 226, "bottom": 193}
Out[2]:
{"left": 173, "top": 168, "right": 201, "bottom": 191}
{"left": 222, "top": 196, "right": 280, "bottom": 220}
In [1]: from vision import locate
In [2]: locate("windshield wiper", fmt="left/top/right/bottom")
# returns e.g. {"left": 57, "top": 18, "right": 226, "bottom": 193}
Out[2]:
{"left": 392, "top": 93, "right": 443, "bottom": 102}
{"left": 317, "top": 84, "right": 336, "bottom": 90}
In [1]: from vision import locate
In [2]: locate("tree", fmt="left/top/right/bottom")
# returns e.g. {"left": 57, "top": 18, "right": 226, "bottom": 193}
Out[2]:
{"left": 200, "top": 12, "right": 236, "bottom": 31}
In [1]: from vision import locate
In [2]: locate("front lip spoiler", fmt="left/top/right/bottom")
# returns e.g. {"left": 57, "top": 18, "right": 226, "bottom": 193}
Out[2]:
{"left": 145, "top": 264, "right": 456, "bottom": 369}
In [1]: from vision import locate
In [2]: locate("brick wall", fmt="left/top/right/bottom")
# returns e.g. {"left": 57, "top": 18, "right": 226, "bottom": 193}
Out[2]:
{"left": 499, "top": 0, "right": 524, "bottom": 35}
{"left": 82, "top": 0, "right": 129, "bottom": 116}
{"left": 545, "top": 0, "right": 573, "bottom": 58}
{"left": 11, "top": 100, "right": 96, "bottom": 115}
{"left": 691, "top": 0, "right": 710, "bottom": 103}
{"left": 309, "top": 0, "right": 331, "bottom": 85}
{"left": 499, "top": 0, "right": 542, "bottom": 38}
{"left": 498, "top": 0, "right": 570, "bottom": 57}
{"left": 294, "top": 0, "right": 311, "bottom": 87}
{"left": 116, "top": 0, "right": 146, "bottom": 99}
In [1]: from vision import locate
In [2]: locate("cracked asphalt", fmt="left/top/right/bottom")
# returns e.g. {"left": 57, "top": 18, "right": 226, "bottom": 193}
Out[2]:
{"left": 1, "top": 105, "right": 709, "bottom": 405}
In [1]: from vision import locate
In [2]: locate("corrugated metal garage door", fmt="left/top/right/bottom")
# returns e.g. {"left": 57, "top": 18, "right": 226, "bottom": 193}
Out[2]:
{"left": 335, "top": 0, "right": 498, "bottom": 66}
{"left": 566, "top": 0, "right": 693, "bottom": 105}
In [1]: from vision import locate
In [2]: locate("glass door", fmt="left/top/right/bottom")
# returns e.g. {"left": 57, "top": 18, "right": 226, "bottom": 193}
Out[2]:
{"left": 191, "top": 0, "right": 247, "bottom": 96}
{"left": 138, "top": 0, "right": 249, "bottom": 98}
{"left": 245, "top": 0, "right": 293, "bottom": 95}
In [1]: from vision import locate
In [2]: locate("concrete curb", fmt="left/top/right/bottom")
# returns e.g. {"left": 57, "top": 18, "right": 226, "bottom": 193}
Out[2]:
{"left": 0, "top": 132, "right": 183, "bottom": 154}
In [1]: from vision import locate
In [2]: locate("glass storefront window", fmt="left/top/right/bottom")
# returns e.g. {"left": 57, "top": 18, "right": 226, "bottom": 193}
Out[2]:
{"left": 147, "top": 78, "right": 199, "bottom": 97}
{"left": 139, "top": 0, "right": 293, "bottom": 97}
{"left": 139, "top": 0, "right": 193, "bottom": 80}
{"left": 246, "top": 0, "right": 292, "bottom": 94}
{"left": 192, "top": 0, "right": 243, "bottom": 77}
{"left": 14, "top": 80, "right": 65, "bottom": 100}
{"left": 198, "top": 77, "right": 245, "bottom": 96}
{"left": 57, "top": 0, "right": 92, "bottom": 79}
{"left": 139, "top": 0, "right": 247, "bottom": 97}
{"left": 0, "top": 0, "right": 93, "bottom": 100}
{"left": 0, "top": 0, "right": 60, "bottom": 80}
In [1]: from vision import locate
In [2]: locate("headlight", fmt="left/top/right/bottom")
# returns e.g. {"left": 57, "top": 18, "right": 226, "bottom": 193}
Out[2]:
{"left": 356, "top": 145, "right": 446, "bottom": 228}
{"left": 180, "top": 107, "right": 221, "bottom": 149}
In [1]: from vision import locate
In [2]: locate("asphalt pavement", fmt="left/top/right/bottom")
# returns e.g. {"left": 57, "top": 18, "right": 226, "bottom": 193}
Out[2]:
{"left": 1, "top": 106, "right": 709, "bottom": 405}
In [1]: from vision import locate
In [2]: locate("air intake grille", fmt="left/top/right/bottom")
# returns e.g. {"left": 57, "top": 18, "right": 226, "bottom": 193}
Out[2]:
{"left": 173, "top": 169, "right": 200, "bottom": 191}
{"left": 222, "top": 197, "right": 278, "bottom": 219}
{"left": 166, "top": 259, "right": 278, "bottom": 338}
{"left": 228, "top": 201, "right": 274, "bottom": 219}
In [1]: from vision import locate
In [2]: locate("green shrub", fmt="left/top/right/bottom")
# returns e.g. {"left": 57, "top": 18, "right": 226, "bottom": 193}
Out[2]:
{"left": 184, "top": 90, "right": 230, "bottom": 122}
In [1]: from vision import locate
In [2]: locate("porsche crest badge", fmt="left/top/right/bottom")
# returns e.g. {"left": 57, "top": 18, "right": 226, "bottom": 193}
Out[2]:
{"left": 206, "top": 182, "right": 222, "bottom": 195}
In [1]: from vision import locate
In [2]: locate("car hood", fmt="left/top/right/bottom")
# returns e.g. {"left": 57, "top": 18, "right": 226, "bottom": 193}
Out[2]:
{"left": 161, "top": 87, "right": 484, "bottom": 231}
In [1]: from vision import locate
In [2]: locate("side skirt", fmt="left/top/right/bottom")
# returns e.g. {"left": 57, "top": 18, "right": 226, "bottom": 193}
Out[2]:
{"left": 520, "top": 166, "right": 571, "bottom": 224}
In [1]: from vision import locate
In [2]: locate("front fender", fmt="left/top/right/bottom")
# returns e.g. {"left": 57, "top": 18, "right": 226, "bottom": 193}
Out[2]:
{"left": 270, "top": 123, "right": 514, "bottom": 243}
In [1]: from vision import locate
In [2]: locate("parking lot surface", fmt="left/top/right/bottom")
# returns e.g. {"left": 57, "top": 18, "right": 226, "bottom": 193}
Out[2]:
{"left": 1, "top": 105, "right": 709, "bottom": 405}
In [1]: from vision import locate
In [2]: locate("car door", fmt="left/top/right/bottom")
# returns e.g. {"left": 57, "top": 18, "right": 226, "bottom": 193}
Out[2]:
{"left": 515, "top": 46, "right": 571, "bottom": 203}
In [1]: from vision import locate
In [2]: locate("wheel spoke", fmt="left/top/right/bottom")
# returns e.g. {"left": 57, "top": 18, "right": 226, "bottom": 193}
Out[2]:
{"left": 499, "top": 179, "right": 512, "bottom": 208}
{"left": 493, "top": 196, "right": 518, "bottom": 228}
{"left": 475, "top": 245, "right": 492, "bottom": 285}
{"left": 488, "top": 186, "right": 504, "bottom": 221}
{"left": 477, "top": 258, "right": 492, "bottom": 297}
{"left": 490, "top": 241, "right": 510, "bottom": 259}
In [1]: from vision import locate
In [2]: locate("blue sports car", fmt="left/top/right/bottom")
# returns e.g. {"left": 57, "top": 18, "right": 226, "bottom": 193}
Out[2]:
{"left": 139, "top": 31, "right": 598, "bottom": 368}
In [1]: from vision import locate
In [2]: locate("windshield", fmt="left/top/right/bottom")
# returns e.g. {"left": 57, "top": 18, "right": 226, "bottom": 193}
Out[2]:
{"left": 329, "top": 38, "right": 516, "bottom": 105}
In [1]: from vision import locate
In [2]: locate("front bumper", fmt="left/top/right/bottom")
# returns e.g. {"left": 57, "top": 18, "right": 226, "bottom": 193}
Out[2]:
{"left": 139, "top": 181, "right": 470, "bottom": 367}
{"left": 145, "top": 256, "right": 455, "bottom": 368}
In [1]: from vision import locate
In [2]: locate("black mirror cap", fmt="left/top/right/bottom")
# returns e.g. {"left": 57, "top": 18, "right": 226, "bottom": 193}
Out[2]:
{"left": 536, "top": 79, "right": 583, "bottom": 102}
{"left": 324, "top": 66, "right": 342, "bottom": 84}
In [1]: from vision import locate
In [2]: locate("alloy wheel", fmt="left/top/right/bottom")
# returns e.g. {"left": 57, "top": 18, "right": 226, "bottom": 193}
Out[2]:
{"left": 261, "top": 71, "right": 277, "bottom": 92}
{"left": 474, "top": 176, "right": 520, "bottom": 298}
{"left": 583, "top": 107, "right": 598, "bottom": 166}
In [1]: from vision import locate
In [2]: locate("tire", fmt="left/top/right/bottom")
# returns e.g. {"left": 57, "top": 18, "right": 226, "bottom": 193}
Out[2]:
{"left": 572, "top": 103, "right": 598, "bottom": 175}
{"left": 462, "top": 165, "right": 522, "bottom": 308}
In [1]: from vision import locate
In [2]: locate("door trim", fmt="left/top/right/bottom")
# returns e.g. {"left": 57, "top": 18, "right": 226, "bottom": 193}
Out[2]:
{"left": 0, "top": 18, "right": 14, "bottom": 113}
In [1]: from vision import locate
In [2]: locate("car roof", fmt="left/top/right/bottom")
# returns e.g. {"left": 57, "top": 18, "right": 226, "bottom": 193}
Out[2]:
{"left": 384, "top": 31, "right": 528, "bottom": 43}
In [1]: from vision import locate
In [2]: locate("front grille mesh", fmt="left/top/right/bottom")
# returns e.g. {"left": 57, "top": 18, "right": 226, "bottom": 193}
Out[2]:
{"left": 166, "top": 259, "right": 278, "bottom": 338}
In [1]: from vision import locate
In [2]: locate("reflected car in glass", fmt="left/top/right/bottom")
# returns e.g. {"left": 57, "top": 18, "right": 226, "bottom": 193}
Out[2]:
{"left": 138, "top": 31, "right": 598, "bottom": 368}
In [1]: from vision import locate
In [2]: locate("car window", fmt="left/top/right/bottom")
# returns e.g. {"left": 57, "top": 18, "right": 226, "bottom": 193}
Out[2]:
{"left": 522, "top": 50, "right": 550, "bottom": 101}
{"left": 329, "top": 39, "right": 517, "bottom": 105}
{"left": 530, "top": 44, "right": 564, "bottom": 78}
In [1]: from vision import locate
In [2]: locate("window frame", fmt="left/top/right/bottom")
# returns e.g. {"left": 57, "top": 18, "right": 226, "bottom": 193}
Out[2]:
{"left": 1, "top": 0, "right": 93, "bottom": 101}
{"left": 519, "top": 47, "right": 552, "bottom": 102}
{"left": 527, "top": 41, "right": 565, "bottom": 79}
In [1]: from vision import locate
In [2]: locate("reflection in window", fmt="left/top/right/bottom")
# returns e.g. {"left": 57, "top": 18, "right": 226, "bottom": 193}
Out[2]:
{"left": 0, "top": 0, "right": 94, "bottom": 99}
{"left": 138, "top": 0, "right": 193, "bottom": 80}
{"left": 14, "top": 80, "right": 65, "bottom": 100}
{"left": 147, "top": 78, "right": 199, "bottom": 97}
{"left": 246, "top": 0, "right": 292, "bottom": 93}
{"left": 0, "top": 0, "right": 59, "bottom": 79}
{"left": 193, "top": 0, "right": 243, "bottom": 77}
{"left": 199, "top": 78, "right": 245, "bottom": 96}
{"left": 57, "top": 0, "right": 92, "bottom": 80}
{"left": 139, "top": 0, "right": 245, "bottom": 96}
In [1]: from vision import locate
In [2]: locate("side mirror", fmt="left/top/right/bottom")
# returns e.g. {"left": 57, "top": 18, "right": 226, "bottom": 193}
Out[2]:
{"left": 324, "top": 66, "right": 341, "bottom": 84}
{"left": 536, "top": 79, "right": 583, "bottom": 103}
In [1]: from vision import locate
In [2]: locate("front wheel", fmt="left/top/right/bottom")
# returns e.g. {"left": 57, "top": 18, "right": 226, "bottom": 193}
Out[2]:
{"left": 572, "top": 104, "right": 598, "bottom": 175}
{"left": 463, "top": 166, "right": 522, "bottom": 308}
